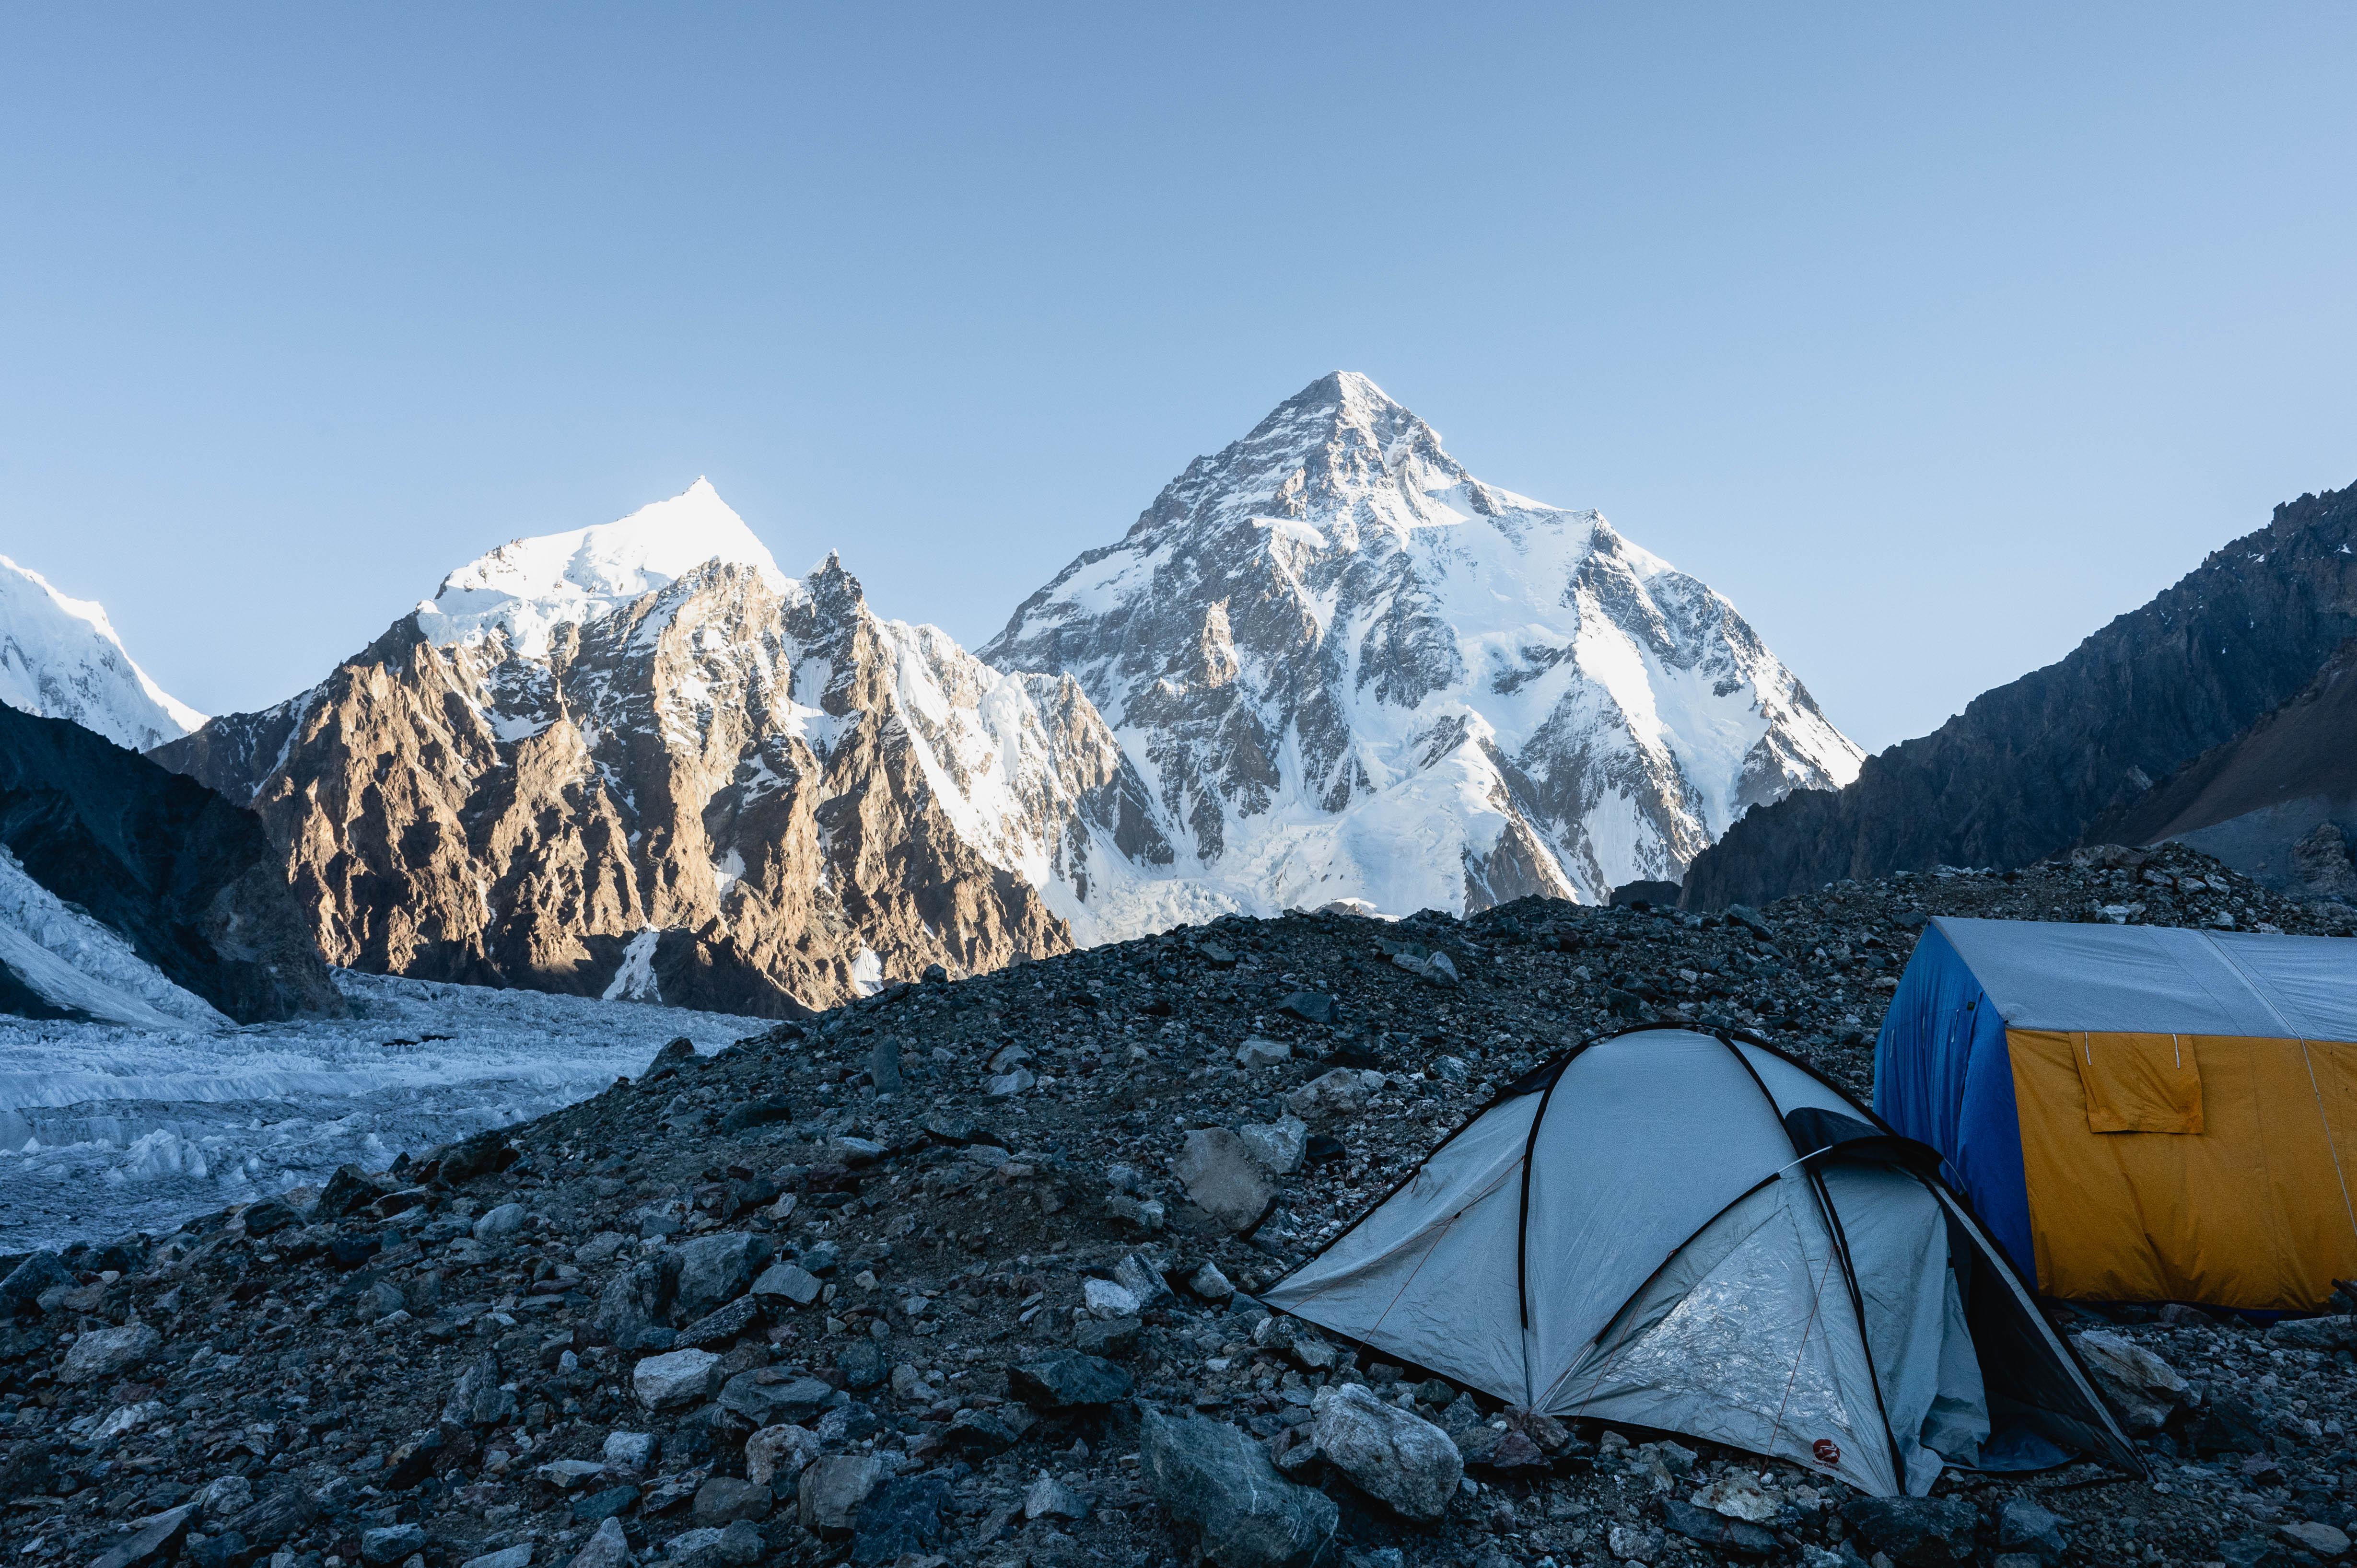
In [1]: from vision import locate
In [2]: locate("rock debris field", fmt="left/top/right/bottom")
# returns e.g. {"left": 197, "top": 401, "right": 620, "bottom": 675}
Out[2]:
{"left": 4, "top": 841, "right": 2356, "bottom": 1568}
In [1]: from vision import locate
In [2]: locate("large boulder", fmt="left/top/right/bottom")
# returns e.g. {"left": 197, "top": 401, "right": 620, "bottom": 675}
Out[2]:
{"left": 1284, "top": 1068, "right": 1376, "bottom": 1123}
{"left": 1009, "top": 1349, "right": 1133, "bottom": 1410}
{"left": 1842, "top": 1495, "right": 1980, "bottom": 1568}
{"left": 798, "top": 1455, "right": 883, "bottom": 1537}
{"left": 0, "top": 1253, "right": 68, "bottom": 1316}
{"left": 632, "top": 1347, "right": 721, "bottom": 1409}
{"left": 2072, "top": 1330, "right": 2193, "bottom": 1434}
{"left": 676, "top": 1231, "right": 774, "bottom": 1319}
{"left": 593, "top": 1249, "right": 679, "bottom": 1348}
{"left": 1311, "top": 1381, "right": 1461, "bottom": 1522}
{"left": 848, "top": 1476, "right": 950, "bottom": 1566}
{"left": 441, "top": 1351, "right": 519, "bottom": 1428}
{"left": 58, "top": 1322, "right": 160, "bottom": 1384}
{"left": 719, "top": 1371, "right": 839, "bottom": 1426}
{"left": 1141, "top": 1410, "right": 1336, "bottom": 1568}
{"left": 1173, "top": 1129, "right": 1276, "bottom": 1231}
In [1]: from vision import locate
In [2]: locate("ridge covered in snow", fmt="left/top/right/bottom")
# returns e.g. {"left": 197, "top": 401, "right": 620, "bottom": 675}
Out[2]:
{"left": 987, "top": 371, "right": 1863, "bottom": 920}
{"left": 0, "top": 554, "right": 203, "bottom": 752}
{"left": 414, "top": 477, "right": 790, "bottom": 657}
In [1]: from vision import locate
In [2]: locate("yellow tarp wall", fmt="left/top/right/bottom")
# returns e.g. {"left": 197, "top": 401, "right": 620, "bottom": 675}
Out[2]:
{"left": 2008, "top": 1029, "right": 2357, "bottom": 1310}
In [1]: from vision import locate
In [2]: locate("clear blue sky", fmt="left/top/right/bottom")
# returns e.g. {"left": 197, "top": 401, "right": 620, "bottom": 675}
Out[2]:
{"left": 4, "top": 5, "right": 2354, "bottom": 751}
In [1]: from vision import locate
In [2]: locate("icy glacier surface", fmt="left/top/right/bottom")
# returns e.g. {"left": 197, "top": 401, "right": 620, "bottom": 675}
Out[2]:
{"left": 0, "top": 968, "right": 766, "bottom": 1253}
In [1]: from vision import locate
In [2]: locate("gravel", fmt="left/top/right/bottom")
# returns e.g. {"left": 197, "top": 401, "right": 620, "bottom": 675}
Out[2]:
{"left": 0, "top": 840, "right": 2352, "bottom": 1568}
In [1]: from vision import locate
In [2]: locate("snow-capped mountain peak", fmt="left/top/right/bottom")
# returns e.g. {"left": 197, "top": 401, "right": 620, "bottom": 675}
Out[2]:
{"left": 988, "top": 371, "right": 1863, "bottom": 916}
{"left": 0, "top": 554, "right": 204, "bottom": 752}
{"left": 416, "top": 477, "right": 789, "bottom": 655}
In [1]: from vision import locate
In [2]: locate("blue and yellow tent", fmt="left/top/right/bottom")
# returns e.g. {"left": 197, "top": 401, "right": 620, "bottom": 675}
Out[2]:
{"left": 1877, "top": 917, "right": 2357, "bottom": 1311}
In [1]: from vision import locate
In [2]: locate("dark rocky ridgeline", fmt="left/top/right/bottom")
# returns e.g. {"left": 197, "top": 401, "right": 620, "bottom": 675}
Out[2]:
{"left": 2, "top": 849, "right": 2352, "bottom": 1568}
{"left": 0, "top": 703, "right": 342, "bottom": 1022}
{"left": 2084, "top": 637, "right": 2357, "bottom": 900}
{"left": 1682, "top": 482, "right": 2357, "bottom": 911}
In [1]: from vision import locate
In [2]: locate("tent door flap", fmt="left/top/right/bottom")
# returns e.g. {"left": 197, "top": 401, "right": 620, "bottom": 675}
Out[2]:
{"left": 2071, "top": 1033, "right": 2204, "bottom": 1135}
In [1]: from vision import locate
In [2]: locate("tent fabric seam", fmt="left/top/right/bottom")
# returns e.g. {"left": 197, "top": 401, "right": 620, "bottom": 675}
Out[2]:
{"left": 1714, "top": 1033, "right": 1909, "bottom": 1486}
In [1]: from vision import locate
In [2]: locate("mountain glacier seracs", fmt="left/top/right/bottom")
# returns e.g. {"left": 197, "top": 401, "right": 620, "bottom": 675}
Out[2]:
{"left": 987, "top": 372, "right": 1862, "bottom": 925}
{"left": 0, "top": 553, "right": 204, "bottom": 752}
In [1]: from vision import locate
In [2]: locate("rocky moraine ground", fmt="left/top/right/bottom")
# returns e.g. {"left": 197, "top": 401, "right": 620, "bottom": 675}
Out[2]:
{"left": 4, "top": 843, "right": 2356, "bottom": 1568}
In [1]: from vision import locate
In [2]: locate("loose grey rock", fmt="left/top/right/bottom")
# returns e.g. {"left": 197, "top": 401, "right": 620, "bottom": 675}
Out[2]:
{"left": 2268, "top": 1316, "right": 2357, "bottom": 1352}
{"left": 471, "top": 1202, "right": 527, "bottom": 1242}
{"left": 0, "top": 1251, "right": 66, "bottom": 1313}
{"left": 58, "top": 1321, "right": 160, "bottom": 1384}
{"left": 602, "top": 1430, "right": 656, "bottom": 1472}
{"left": 196, "top": 1475, "right": 252, "bottom": 1522}
{"left": 1173, "top": 1127, "right": 1277, "bottom": 1230}
{"left": 85, "top": 1504, "right": 192, "bottom": 1568}
{"left": 2282, "top": 1520, "right": 2352, "bottom": 1557}
{"left": 1239, "top": 1114, "right": 1309, "bottom": 1174}
{"left": 719, "top": 1371, "right": 838, "bottom": 1426}
{"left": 1278, "top": 991, "right": 1339, "bottom": 1024}
{"left": 1997, "top": 1495, "right": 2069, "bottom": 1564}
{"left": 2073, "top": 1329, "right": 2193, "bottom": 1433}
{"left": 1112, "top": 1250, "right": 1173, "bottom": 1307}
{"left": 1284, "top": 1068, "right": 1375, "bottom": 1123}
{"left": 1142, "top": 1410, "right": 1337, "bottom": 1568}
{"left": 749, "top": 1262, "right": 822, "bottom": 1305}
{"left": 1843, "top": 1494, "right": 1980, "bottom": 1568}
{"left": 1010, "top": 1348, "right": 1134, "bottom": 1409}
{"left": 675, "top": 1231, "right": 773, "bottom": 1318}
{"left": 361, "top": 1524, "right": 428, "bottom": 1566}
{"left": 443, "top": 1350, "right": 519, "bottom": 1428}
{"left": 1235, "top": 1038, "right": 1290, "bottom": 1068}
{"left": 1189, "top": 1260, "right": 1236, "bottom": 1300}
{"left": 1025, "top": 1473, "right": 1093, "bottom": 1520}
{"left": 632, "top": 1347, "right": 721, "bottom": 1409}
{"left": 1074, "top": 1315, "right": 1141, "bottom": 1358}
{"left": 799, "top": 1454, "right": 883, "bottom": 1537}
{"left": 745, "top": 1423, "right": 823, "bottom": 1487}
{"left": 849, "top": 1476, "right": 950, "bottom": 1566}
{"left": 564, "top": 1518, "right": 630, "bottom": 1568}
{"left": 460, "top": 1546, "right": 534, "bottom": 1568}
{"left": 692, "top": 1475, "right": 770, "bottom": 1525}
{"left": 1311, "top": 1381, "right": 1461, "bottom": 1522}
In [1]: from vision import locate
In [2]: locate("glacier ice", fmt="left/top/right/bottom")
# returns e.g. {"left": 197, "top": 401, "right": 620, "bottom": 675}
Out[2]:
{"left": 0, "top": 967, "right": 766, "bottom": 1253}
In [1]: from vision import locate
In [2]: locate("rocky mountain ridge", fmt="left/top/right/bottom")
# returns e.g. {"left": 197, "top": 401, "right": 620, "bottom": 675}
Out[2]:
{"left": 2084, "top": 635, "right": 2357, "bottom": 900}
{"left": 0, "top": 703, "right": 339, "bottom": 1025}
{"left": 154, "top": 490, "right": 1151, "bottom": 1015}
{"left": 1682, "top": 481, "right": 2357, "bottom": 909}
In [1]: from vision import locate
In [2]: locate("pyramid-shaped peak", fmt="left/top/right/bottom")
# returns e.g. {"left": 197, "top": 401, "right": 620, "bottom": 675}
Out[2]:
{"left": 417, "top": 480, "right": 788, "bottom": 655}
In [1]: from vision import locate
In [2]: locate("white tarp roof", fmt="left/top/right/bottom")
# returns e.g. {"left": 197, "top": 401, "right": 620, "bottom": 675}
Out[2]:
{"left": 1931, "top": 917, "right": 2357, "bottom": 1040}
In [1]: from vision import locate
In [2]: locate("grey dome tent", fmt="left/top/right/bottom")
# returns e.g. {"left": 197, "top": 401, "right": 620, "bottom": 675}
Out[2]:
{"left": 1262, "top": 1026, "right": 2137, "bottom": 1497}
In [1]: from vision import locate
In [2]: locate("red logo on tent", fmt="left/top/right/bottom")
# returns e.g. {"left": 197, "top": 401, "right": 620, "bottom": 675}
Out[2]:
{"left": 1813, "top": 1439, "right": 1841, "bottom": 1465}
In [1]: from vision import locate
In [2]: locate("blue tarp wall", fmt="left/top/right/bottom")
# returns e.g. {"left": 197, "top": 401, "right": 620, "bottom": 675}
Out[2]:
{"left": 1874, "top": 925, "right": 2039, "bottom": 1284}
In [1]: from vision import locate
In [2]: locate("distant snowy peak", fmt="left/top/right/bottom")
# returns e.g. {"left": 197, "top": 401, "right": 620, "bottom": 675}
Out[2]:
{"left": 0, "top": 554, "right": 203, "bottom": 753}
{"left": 416, "top": 477, "right": 791, "bottom": 656}
{"left": 987, "top": 370, "right": 1863, "bottom": 916}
